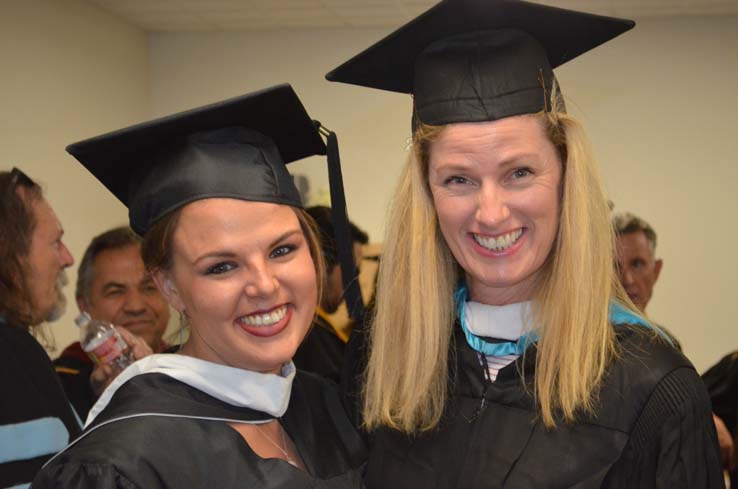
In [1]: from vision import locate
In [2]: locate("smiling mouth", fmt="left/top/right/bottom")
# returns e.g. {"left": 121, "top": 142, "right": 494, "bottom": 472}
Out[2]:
{"left": 237, "top": 305, "right": 288, "bottom": 327}
{"left": 473, "top": 229, "right": 524, "bottom": 252}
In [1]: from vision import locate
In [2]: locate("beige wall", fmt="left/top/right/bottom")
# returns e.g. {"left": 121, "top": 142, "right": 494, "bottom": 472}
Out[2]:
{"left": 149, "top": 17, "right": 738, "bottom": 371}
{"left": 0, "top": 0, "right": 149, "bottom": 355}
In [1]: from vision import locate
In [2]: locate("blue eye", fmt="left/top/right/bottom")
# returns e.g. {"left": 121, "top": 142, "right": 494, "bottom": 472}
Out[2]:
{"left": 511, "top": 168, "right": 532, "bottom": 179}
{"left": 270, "top": 244, "right": 297, "bottom": 259}
{"left": 205, "top": 262, "right": 236, "bottom": 275}
{"left": 444, "top": 175, "right": 469, "bottom": 185}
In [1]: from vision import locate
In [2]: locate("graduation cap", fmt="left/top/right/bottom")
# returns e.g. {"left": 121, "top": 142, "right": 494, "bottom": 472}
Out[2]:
{"left": 67, "top": 83, "right": 365, "bottom": 321}
{"left": 326, "top": 0, "right": 634, "bottom": 126}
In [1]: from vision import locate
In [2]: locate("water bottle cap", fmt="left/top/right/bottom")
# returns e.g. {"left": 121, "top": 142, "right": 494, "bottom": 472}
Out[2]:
{"left": 74, "top": 312, "right": 92, "bottom": 327}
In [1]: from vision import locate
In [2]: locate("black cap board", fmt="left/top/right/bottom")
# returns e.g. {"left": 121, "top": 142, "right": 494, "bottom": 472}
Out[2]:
{"left": 326, "top": 0, "right": 634, "bottom": 126}
{"left": 67, "top": 83, "right": 325, "bottom": 235}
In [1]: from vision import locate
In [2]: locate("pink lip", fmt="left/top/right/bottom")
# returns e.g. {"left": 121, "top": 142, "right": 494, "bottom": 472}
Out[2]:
{"left": 236, "top": 305, "right": 292, "bottom": 338}
{"left": 467, "top": 228, "right": 526, "bottom": 258}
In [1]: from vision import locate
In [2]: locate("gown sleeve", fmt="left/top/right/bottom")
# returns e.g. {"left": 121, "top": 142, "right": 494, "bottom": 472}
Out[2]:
{"left": 32, "top": 462, "right": 141, "bottom": 489}
{"left": 702, "top": 352, "right": 738, "bottom": 435}
{"left": 616, "top": 366, "right": 725, "bottom": 488}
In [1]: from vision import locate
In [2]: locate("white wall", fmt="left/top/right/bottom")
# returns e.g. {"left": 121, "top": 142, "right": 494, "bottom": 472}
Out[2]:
{"left": 0, "top": 0, "right": 149, "bottom": 354}
{"left": 149, "top": 17, "right": 738, "bottom": 371}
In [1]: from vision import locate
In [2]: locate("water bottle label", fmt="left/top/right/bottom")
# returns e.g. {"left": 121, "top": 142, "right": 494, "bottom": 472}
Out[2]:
{"left": 89, "top": 334, "right": 127, "bottom": 365}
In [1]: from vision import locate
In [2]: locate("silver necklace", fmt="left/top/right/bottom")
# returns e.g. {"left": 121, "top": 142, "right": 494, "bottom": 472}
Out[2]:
{"left": 255, "top": 421, "right": 298, "bottom": 467}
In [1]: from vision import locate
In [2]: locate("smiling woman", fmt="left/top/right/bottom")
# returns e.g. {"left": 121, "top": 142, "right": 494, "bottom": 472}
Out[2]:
{"left": 147, "top": 200, "right": 321, "bottom": 374}
{"left": 32, "top": 85, "right": 366, "bottom": 489}
{"left": 327, "top": 0, "right": 723, "bottom": 487}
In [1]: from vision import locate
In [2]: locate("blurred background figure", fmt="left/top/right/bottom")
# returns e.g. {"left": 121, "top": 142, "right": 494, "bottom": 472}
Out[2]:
{"left": 0, "top": 168, "right": 80, "bottom": 488}
{"left": 614, "top": 212, "right": 735, "bottom": 478}
{"left": 54, "top": 226, "right": 170, "bottom": 418}
{"left": 704, "top": 351, "right": 738, "bottom": 481}
{"left": 612, "top": 212, "right": 663, "bottom": 313}
{"left": 292, "top": 205, "right": 368, "bottom": 383}
{"left": 613, "top": 211, "right": 682, "bottom": 348}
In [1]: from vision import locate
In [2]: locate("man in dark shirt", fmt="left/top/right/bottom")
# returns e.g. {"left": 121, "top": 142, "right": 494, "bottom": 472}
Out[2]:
{"left": 0, "top": 168, "right": 80, "bottom": 488}
{"left": 54, "top": 226, "right": 170, "bottom": 419}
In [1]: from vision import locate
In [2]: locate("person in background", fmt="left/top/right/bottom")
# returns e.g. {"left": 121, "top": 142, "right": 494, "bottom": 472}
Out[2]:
{"left": 327, "top": 0, "right": 723, "bottom": 486}
{"left": 704, "top": 350, "right": 738, "bottom": 478}
{"left": 0, "top": 167, "right": 80, "bottom": 488}
{"left": 54, "top": 226, "right": 170, "bottom": 419}
{"left": 293, "top": 206, "right": 368, "bottom": 383}
{"left": 611, "top": 212, "right": 738, "bottom": 470}
{"left": 612, "top": 212, "right": 663, "bottom": 314}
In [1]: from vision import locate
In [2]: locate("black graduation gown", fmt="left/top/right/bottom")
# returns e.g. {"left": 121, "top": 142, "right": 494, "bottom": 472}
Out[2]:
{"left": 32, "top": 370, "right": 367, "bottom": 489}
{"left": 53, "top": 342, "right": 97, "bottom": 420}
{"left": 0, "top": 317, "right": 81, "bottom": 488}
{"left": 293, "top": 315, "right": 346, "bottom": 384}
{"left": 703, "top": 352, "right": 738, "bottom": 436}
{"left": 357, "top": 325, "right": 723, "bottom": 489}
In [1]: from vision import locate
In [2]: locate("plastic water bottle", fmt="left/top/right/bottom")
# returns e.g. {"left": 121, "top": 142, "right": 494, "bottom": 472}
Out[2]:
{"left": 75, "top": 312, "right": 133, "bottom": 372}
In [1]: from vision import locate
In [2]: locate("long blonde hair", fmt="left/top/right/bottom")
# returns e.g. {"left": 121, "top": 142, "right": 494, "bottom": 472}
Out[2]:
{"left": 363, "top": 102, "right": 636, "bottom": 432}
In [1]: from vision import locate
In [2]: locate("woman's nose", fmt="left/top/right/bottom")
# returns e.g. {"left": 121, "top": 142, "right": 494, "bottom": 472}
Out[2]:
{"left": 475, "top": 183, "right": 510, "bottom": 227}
{"left": 244, "top": 263, "right": 278, "bottom": 298}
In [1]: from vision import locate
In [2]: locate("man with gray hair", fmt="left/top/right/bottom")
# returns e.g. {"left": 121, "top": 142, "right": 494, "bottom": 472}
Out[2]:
{"left": 54, "top": 226, "right": 169, "bottom": 418}
{"left": 612, "top": 212, "right": 663, "bottom": 313}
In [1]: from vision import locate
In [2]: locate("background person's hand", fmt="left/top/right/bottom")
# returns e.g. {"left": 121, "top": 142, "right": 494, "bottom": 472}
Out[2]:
{"left": 713, "top": 413, "right": 735, "bottom": 471}
{"left": 89, "top": 327, "right": 152, "bottom": 397}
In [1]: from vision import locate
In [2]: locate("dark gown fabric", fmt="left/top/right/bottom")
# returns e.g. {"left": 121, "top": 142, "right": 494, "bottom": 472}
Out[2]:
{"left": 349, "top": 324, "right": 724, "bottom": 489}
{"left": 702, "top": 351, "right": 738, "bottom": 486}
{"left": 0, "top": 317, "right": 81, "bottom": 488}
{"left": 32, "top": 370, "right": 367, "bottom": 489}
{"left": 293, "top": 315, "right": 345, "bottom": 384}
{"left": 703, "top": 352, "right": 738, "bottom": 437}
{"left": 52, "top": 342, "right": 97, "bottom": 420}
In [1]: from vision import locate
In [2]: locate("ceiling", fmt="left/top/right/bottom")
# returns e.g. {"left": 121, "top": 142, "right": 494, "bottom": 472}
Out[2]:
{"left": 86, "top": 0, "right": 738, "bottom": 32}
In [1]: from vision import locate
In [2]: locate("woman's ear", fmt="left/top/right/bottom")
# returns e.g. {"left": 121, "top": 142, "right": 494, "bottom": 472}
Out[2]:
{"left": 152, "top": 270, "right": 185, "bottom": 313}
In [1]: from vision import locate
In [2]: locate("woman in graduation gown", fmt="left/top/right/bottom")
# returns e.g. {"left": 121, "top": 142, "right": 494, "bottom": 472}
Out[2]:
{"left": 327, "top": 1, "right": 723, "bottom": 487}
{"left": 32, "top": 84, "right": 366, "bottom": 489}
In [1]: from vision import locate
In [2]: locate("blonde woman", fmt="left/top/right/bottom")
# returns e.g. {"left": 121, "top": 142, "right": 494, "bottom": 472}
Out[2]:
{"left": 327, "top": 1, "right": 723, "bottom": 487}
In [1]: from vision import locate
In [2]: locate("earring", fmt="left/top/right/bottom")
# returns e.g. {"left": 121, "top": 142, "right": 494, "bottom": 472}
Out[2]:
{"left": 178, "top": 311, "right": 189, "bottom": 349}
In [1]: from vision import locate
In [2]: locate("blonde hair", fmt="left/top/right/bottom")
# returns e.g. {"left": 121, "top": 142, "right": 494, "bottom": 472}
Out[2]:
{"left": 364, "top": 100, "right": 639, "bottom": 432}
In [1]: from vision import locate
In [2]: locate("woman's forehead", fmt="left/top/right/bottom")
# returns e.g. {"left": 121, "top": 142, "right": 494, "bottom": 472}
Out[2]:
{"left": 172, "top": 200, "right": 300, "bottom": 254}
{"left": 430, "top": 116, "right": 549, "bottom": 160}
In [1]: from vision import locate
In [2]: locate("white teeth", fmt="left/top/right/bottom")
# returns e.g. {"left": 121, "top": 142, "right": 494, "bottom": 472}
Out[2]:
{"left": 239, "top": 305, "right": 287, "bottom": 327}
{"left": 473, "top": 229, "right": 523, "bottom": 252}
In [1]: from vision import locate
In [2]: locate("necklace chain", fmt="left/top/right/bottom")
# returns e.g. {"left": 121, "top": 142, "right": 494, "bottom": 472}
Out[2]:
{"left": 255, "top": 421, "right": 297, "bottom": 466}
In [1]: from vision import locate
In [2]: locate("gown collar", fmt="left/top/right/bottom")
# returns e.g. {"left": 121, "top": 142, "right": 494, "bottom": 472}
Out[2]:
{"left": 464, "top": 300, "right": 534, "bottom": 341}
{"left": 87, "top": 353, "right": 295, "bottom": 426}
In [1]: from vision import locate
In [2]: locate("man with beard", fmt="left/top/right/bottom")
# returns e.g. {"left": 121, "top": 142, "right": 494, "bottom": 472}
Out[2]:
{"left": 54, "top": 226, "right": 170, "bottom": 418}
{"left": 0, "top": 168, "right": 80, "bottom": 488}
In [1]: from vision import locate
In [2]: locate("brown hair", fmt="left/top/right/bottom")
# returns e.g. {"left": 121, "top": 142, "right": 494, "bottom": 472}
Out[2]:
{"left": 0, "top": 168, "right": 43, "bottom": 326}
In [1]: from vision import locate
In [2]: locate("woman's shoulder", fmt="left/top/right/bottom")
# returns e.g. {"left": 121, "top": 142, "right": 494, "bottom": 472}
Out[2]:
{"left": 613, "top": 324, "right": 693, "bottom": 382}
{"left": 36, "top": 413, "right": 251, "bottom": 489}
{"left": 596, "top": 325, "right": 704, "bottom": 430}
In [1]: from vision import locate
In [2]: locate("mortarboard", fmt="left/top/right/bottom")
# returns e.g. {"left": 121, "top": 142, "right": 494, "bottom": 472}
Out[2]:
{"left": 326, "top": 0, "right": 634, "bottom": 127}
{"left": 67, "top": 83, "right": 366, "bottom": 321}
{"left": 67, "top": 84, "right": 323, "bottom": 235}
